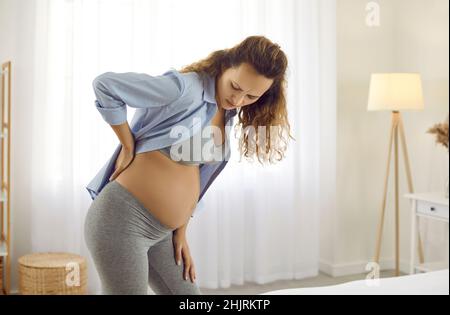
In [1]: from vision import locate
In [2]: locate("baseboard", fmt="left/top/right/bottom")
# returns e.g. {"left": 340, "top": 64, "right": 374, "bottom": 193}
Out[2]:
{"left": 319, "top": 259, "right": 411, "bottom": 277}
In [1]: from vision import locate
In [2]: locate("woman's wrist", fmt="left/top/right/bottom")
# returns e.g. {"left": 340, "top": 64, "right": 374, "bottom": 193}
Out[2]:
{"left": 111, "top": 122, "right": 135, "bottom": 150}
{"left": 122, "top": 143, "right": 134, "bottom": 151}
{"left": 174, "top": 224, "right": 188, "bottom": 236}
{"left": 174, "top": 227, "right": 186, "bottom": 235}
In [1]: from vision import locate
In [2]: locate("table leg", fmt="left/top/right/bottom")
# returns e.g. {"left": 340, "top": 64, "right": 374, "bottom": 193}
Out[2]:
{"left": 409, "top": 200, "right": 417, "bottom": 275}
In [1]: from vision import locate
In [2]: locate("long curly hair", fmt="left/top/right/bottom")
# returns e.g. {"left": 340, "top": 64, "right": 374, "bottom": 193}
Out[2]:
{"left": 178, "top": 35, "right": 295, "bottom": 164}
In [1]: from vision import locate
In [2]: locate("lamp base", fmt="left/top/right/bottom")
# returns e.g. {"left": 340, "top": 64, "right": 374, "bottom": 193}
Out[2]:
{"left": 374, "top": 111, "right": 425, "bottom": 276}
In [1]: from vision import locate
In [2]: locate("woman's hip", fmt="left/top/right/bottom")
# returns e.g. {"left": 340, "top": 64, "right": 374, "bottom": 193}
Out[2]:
{"left": 84, "top": 180, "right": 174, "bottom": 244}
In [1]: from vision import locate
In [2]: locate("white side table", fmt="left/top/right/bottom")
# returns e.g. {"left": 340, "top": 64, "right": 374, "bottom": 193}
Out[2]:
{"left": 404, "top": 192, "right": 449, "bottom": 275}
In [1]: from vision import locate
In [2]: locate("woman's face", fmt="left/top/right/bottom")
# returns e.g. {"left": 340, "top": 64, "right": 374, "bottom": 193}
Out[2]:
{"left": 215, "top": 62, "right": 274, "bottom": 111}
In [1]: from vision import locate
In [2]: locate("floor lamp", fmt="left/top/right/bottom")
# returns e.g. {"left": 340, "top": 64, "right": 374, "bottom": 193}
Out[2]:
{"left": 368, "top": 73, "right": 426, "bottom": 277}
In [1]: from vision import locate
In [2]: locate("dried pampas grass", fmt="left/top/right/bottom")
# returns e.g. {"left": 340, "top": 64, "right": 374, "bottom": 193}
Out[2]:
{"left": 427, "top": 115, "right": 449, "bottom": 151}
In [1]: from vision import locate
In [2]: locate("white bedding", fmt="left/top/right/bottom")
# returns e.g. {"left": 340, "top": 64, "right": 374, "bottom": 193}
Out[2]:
{"left": 261, "top": 269, "right": 449, "bottom": 295}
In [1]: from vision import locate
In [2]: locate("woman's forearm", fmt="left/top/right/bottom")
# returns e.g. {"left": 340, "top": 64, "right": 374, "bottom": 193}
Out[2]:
{"left": 110, "top": 122, "right": 134, "bottom": 149}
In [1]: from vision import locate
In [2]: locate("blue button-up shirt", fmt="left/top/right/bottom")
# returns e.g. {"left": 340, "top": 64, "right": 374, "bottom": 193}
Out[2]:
{"left": 86, "top": 68, "right": 237, "bottom": 217}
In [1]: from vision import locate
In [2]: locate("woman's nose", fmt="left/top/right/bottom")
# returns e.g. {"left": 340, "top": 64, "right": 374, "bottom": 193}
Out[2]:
{"left": 231, "top": 94, "right": 244, "bottom": 106}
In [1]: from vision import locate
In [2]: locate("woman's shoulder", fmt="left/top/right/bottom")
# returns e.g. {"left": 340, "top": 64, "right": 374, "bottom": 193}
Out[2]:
{"left": 174, "top": 69, "right": 204, "bottom": 86}
{"left": 171, "top": 69, "right": 206, "bottom": 98}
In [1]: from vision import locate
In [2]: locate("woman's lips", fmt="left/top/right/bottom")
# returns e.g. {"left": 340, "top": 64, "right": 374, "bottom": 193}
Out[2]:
{"left": 226, "top": 99, "right": 236, "bottom": 107}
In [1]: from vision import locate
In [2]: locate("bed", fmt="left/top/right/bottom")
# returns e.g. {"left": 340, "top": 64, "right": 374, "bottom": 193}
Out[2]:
{"left": 260, "top": 269, "right": 449, "bottom": 295}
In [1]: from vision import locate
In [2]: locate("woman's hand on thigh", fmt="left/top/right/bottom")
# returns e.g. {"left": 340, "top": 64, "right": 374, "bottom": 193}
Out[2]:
{"left": 173, "top": 231, "right": 196, "bottom": 283}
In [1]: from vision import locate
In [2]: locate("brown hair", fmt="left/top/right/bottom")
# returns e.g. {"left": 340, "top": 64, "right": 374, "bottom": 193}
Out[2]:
{"left": 178, "top": 35, "right": 295, "bottom": 164}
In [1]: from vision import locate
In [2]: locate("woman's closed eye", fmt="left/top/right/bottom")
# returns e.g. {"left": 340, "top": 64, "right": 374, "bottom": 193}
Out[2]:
{"left": 230, "top": 82, "right": 258, "bottom": 100}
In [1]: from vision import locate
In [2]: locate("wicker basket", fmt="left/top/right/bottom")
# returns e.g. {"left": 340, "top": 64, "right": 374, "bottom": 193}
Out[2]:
{"left": 18, "top": 252, "right": 87, "bottom": 295}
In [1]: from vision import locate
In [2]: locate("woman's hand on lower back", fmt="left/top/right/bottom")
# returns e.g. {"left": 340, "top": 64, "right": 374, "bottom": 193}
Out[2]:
{"left": 109, "top": 144, "right": 135, "bottom": 181}
{"left": 108, "top": 122, "right": 136, "bottom": 181}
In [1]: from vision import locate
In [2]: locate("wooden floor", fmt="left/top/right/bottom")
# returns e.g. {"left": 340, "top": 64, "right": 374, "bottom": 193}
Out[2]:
{"left": 199, "top": 270, "right": 402, "bottom": 295}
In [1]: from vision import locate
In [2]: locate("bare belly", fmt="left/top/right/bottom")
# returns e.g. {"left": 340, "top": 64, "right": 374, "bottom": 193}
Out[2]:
{"left": 114, "top": 150, "right": 200, "bottom": 230}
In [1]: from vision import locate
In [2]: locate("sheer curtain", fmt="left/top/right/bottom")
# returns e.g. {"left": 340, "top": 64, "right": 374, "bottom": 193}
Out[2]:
{"left": 18, "top": 0, "right": 336, "bottom": 294}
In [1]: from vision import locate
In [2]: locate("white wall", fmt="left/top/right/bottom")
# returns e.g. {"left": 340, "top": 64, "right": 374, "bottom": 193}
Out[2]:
{"left": 394, "top": 0, "right": 449, "bottom": 267}
{"left": 322, "top": 0, "right": 449, "bottom": 276}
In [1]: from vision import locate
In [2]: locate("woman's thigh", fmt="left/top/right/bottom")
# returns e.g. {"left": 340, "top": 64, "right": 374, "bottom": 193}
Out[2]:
{"left": 147, "top": 233, "right": 202, "bottom": 295}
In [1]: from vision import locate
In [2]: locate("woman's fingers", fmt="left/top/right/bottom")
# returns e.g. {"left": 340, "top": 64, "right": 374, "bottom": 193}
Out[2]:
{"left": 190, "top": 264, "right": 196, "bottom": 283}
{"left": 109, "top": 166, "right": 124, "bottom": 181}
{"left": 173, "top": 238, "right": 196, "bottom": 283}
{"left": 110, "top": 159, "right": 134, "bottom": 181}
{"left": 109, "top": 170, "right": 119, "bottom": 181}
{"left": 181, "top": 247, "right": 195, "bottom": 282}
{"left": 175, "top": 245, "right": 182, "bottom": 266}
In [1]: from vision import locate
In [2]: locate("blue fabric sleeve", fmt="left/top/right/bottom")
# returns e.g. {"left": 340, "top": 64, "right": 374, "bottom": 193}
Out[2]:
{"left": 92, "top": 69, "right": 185, "bottom": 125}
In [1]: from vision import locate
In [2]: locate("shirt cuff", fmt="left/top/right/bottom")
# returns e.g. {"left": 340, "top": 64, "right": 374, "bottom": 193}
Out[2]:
{"left": 95, "top": 100, "right": 127, "bottom": 125}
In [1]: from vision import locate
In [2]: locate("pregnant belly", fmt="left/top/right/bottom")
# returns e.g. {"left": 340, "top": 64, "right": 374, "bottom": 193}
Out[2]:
{"left": 114, "top": 150, "right": 200, "bottom": 230}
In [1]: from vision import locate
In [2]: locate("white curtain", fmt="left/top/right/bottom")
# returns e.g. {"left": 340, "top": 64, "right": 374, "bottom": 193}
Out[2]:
{"left": 13, "top": 0, "right": 336, "bottom": 294}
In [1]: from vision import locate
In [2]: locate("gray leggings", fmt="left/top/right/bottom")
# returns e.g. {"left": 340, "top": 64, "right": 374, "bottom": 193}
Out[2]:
{"left": 84, "top": 180, "right": 202, "bottom": 295}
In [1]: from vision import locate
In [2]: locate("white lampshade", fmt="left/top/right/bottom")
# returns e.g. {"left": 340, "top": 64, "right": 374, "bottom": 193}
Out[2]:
{"left": 367, "top": 73, "right": 425, "bottom": 111}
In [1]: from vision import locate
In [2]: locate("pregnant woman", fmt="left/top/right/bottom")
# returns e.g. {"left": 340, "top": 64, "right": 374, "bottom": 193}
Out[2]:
{"left": 84, "top": 35, "right": 291, "bottom": 295}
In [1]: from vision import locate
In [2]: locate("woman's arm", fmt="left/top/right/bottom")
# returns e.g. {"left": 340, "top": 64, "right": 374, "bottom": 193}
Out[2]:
{"left": 110, "top": 122, "right": 134, "bottom": 149}
{"left": 108, "top": 122, "right": 136, "bottom": 181}
{"left": 92, "top": 70, "right": 185, "bottom": 126}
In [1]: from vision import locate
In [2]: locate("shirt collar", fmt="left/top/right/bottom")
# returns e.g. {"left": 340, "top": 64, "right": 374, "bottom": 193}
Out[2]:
{"left": 202, "top": 73, "right": 238, "bottom": 120}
